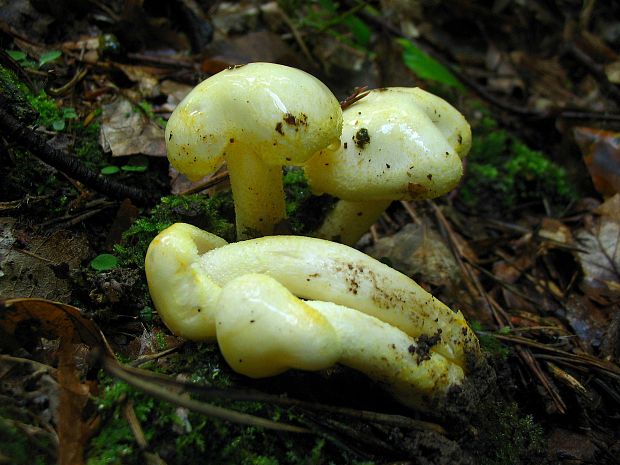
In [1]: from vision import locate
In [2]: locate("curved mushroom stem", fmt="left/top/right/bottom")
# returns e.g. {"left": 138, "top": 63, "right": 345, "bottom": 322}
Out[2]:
{"left": 306, "top": 300, "right": 464, "bottom": 408}
{"left": 313, "top": 199, "right": 391, "bottom": 245}
{"left": 145, "top": 223, "right": 479, "bottom": 410}
{"left": 226, "top": 149, "right": 286, "bottom": 240}
{"left": 216, "top": 273, "right": 464, "bottom": 409}
{"left": 144, "top": 223, "right": 228, "bottom": 340}
{"left": 197, "top": 230, "right": 479, "bottom": 367}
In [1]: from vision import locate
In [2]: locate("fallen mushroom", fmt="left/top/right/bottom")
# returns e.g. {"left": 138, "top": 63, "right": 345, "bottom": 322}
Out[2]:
{"left": 165, "top": 62, "right": 343, "bottom": 239}
{"left": 145, "top": 223, "right": 480, "bottom": 409}
{"left": 216, "top": 273, "right": 464, "bottom": 409}
{"left": 304, "top": 87, "right": 471, "bottom": 245}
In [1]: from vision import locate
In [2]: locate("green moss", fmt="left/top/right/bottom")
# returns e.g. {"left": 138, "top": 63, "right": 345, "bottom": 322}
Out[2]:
{"left": 470, "top": 321, "right": 510, "bottom": 360}
{"left": 0, "top": 65, "right": 37, "bottom": 123}
{"left": 471, "top": 401, "right": 546, "bottom": 465}
{"left": 88, "top": 350, "right": 372, "bottom": 465}
{"left": 115, "top": 193, "right": 236, "bottom": 267}
{"left": 0, "top": 413, "right": 52, "bottom": 465}
{"left": 283, "top": 168, "right": 336, "bottom": 234}
{"left": 460, "top": 120, "right": 577, "bottom": 212}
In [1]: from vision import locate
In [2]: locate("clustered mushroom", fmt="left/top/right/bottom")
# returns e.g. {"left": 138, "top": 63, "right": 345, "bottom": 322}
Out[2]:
{"left": 151, "top": 63, "right": 478, "bottom": 409}
{"left": 145, "top": 223, "right": 479, "bottom": 410}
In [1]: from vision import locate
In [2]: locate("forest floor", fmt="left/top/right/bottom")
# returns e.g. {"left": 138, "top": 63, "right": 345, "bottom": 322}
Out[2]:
{"left": 1, "top": 1, "right": 620, "bottom": 464}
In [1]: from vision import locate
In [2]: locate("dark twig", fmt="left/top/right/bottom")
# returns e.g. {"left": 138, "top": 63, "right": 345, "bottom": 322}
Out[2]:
{"left": 340, "top": 86, "right": 370, "bottom": 110}
{"left": 0, "top": 97, "right": 156, "bottom": 205}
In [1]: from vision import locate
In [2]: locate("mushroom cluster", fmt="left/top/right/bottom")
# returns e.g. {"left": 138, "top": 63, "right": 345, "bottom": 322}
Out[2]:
{"left": 145, "top": 223, "right": 480, "bottom": 410}
{"left": 153, "top": 63, "right": 478, "bottom": 409}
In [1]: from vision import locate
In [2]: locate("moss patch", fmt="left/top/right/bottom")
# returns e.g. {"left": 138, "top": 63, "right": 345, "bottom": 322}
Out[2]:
{"left": 460, "top": 116, "right": 577, "bottom": 213}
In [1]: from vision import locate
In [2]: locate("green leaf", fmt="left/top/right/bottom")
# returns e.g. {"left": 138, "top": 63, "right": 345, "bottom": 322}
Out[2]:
{"left": 397, "top": 38, "right": 463, "bottom": 89}
{"left": 38, "top": 50, "right": 62, "bottom": 67}
{"left": 101, "top": 166, "right": 120, "bottom": 175}
{"left": 90, "top": 254, "right": 118, "bottom": 271}
{"left": 52, "top": 119, "right": 65, "bottom": 131}
{"left": 6, "top": 50, "right": 27, "bottom": 61}
{"left": 343, "top": 16, "right": 371, "bottom": 47}
{"left": 63, "top": 107, "right": 78, "bottom": 119}
{"left": 121, "top": 164, "right": 148, "bottom": 172}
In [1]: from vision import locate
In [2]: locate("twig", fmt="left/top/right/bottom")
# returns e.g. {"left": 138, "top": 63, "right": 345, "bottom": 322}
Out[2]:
{"left": 101, "top": 354, "right": 310, "bottom": 433}
{"left": 429, "top": 200, "right": 568, "bottom": 413}
{"left": 115, "top": 362, "right": 446, "bottom": 433}
{"left": 0, "top": 97, "right": 155, "bottom": 205}
{"left": 178, "top": 170, "right": 230, "bottom": 195}
{"left": 340, "top": 86, "right": 370, "bottom": 110}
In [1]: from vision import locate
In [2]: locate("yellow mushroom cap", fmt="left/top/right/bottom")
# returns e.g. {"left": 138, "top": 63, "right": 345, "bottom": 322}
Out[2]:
{"left": 304, "top": 87, "right": 471, "bottom": 201}
{"left": 165, "top": 62, "right": 343, "bottom": 181}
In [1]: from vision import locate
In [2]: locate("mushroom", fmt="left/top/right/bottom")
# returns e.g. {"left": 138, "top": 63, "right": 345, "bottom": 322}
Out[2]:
{"left": 304, "top": 87, "right": 471, "bottom": 245}
{"left": 165, "top": 62, "right": 343, "bottom": 239}
{"left": 145, "top": 223, "right": 479, "bottom": 408}
{"left": 216, "top": 273, "right": 464, "bottom": 409}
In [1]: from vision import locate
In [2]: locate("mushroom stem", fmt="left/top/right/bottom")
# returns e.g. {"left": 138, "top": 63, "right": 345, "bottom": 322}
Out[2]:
{"left": 227, "top": 149, "right": 286, "bottom": 239}
{"left": 215, "top": 273, "right": 463, "bottom": 409}
{"left": 306, "top": 300, "right": 464, "bottom": 408}
{"left": 197, "top": 232, "right": 479, "bottom": 366}
{"left": 314, "top": 199, "right": 391, "bottom": 245}
{"left": 145, "top": 223, "right": 228, "bottom": 340}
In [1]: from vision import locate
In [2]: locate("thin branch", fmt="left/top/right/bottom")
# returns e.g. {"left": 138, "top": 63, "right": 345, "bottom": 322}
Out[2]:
{"left": 0, "top": 97, "right": 156, "bottom": 205}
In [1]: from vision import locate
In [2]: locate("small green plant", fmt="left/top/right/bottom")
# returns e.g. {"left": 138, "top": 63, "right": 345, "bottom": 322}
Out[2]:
{"left": 90, "top": 254, "right": 119, "bottom": 271}
{"left": 398, "top": 39, "right": 463, "bottom": 89}
{"left": 289, "top": 0, "right": 373, "bottom": 51}
{"left": 470, "top": 321, "right": 511, "bottom": 360}
{"left": 6, "top": 49, "right": 62, "bottom": 68}
{"left": 26, "top": 90, "right": 78, "bottom": 131}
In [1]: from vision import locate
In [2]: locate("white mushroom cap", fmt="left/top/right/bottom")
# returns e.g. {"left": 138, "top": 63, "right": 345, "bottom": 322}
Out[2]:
{"left": 304, "top": 87, "right": 471, "bottom": 201}
{"left": 166, "top": 63, "right": 343, "bottom": 178}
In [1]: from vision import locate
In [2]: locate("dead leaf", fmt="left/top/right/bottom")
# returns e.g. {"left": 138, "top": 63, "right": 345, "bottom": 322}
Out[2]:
{"left": 573, "top": 127, "right": 620, "bottom": 198}
{"left": 100, "top": 97, "right": 166, "bottom": 157}
{"left": 0, "top": 298, "right": 110, "bottom": 465}
{"left": 366, "top": 223, "right": 460, "bottom": 287}
{"left": 575, "top": 195, "right": 620, "bottom": 304}
{"left": 0, "top": 218, "right": 92, "bottom": 301}
{"left": 202, "top": 31, "right": 304, "bottom": 74}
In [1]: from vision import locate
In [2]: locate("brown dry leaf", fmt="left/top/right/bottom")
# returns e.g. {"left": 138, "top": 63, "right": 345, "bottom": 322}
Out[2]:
{"left": 0, "top": 218, "right": 92, "bottom": 301}
{"left": 115, "top": 64, "right": 168, "bottom": 98}
{"left": 202, "top": 31, "right": 304, "bottom": 74}
{"left": 0, "top": 298, "right": 111, "bottom": 465}
{"left": 573, "top": 127, "right": 620, "bottom": 198}
{"left": 366, "top": 223, "right": 460, "bottom": 287}
{"left": 100, "top": 97, "right": 166, "bottom": 157}
{"left": 575, "top": 195, "right": 620, "bottom": 304}
{"left": 510, "top": 51, "right": 576, "bottom": 110}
